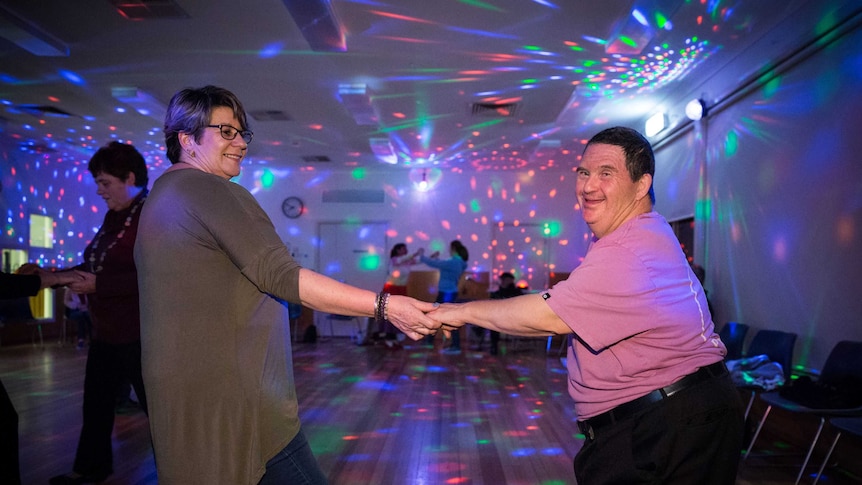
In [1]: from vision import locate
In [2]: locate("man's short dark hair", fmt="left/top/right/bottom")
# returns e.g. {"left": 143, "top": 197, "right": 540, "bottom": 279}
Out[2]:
{"left": 585, "top": 126, "right": 656, "bottom": 204}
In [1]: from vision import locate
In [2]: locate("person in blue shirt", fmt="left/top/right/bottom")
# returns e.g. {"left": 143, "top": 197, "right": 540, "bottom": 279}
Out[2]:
{"left": 418, "top": 240, "right": 469, "bottom": 353}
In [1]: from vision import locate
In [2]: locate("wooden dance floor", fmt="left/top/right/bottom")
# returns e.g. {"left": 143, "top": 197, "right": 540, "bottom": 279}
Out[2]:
{"left": 3, "top": 335, "right": 860, "bottom": 484}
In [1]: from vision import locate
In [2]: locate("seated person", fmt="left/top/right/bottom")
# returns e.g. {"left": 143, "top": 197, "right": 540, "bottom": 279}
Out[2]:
{"left": 473, "top": 272, "right": 523, "bottom": 355}
{"left": 64, "top": 289, "right": 92, "bottom": 349}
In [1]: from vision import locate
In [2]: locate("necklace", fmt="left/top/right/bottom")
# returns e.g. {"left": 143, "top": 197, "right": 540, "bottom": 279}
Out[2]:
{"left": 87, "top": 192, "right": 147, "bottom": 273}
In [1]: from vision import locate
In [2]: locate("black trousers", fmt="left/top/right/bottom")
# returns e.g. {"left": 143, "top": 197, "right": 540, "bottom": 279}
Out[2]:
{"left": 72, "top": 340, "right": 148, "bottom": 476}
{"left": 574, "top": 372, "right": 744, "bottom": 485}
{"left": 0, "top": 378, "right": 21, "bottom": 485}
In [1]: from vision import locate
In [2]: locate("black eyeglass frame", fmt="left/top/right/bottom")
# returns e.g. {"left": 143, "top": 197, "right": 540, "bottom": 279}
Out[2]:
{"left": 206, "top": 124, "right": 254, "bottom": 144}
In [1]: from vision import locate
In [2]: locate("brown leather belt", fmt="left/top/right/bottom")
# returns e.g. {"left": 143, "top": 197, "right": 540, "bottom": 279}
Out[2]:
{"left": 577, "top": 361, "right": 728, "bottom": 440}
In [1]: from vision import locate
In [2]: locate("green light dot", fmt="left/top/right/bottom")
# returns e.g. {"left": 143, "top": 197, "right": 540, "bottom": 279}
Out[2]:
{"left": 724, "top": 130, "right": 739, "bottom": 157}
{"left": 543, "top": 221, "right": 562, "bottom": 237}
{"left": 260, "top": 169, "right": 274, "bottom": 188}
{"left": 763, "top": 76, "right": 781, "bottom": 99}
{"left": 620, "top": 36, "right": 637, "bottom": 48}
{"left": 359, "top": 253, "right": 381, "bottom": 271}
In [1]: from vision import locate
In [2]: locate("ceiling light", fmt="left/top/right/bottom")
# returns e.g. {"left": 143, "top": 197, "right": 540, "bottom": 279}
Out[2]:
{"left": 369, "top": 137, "right": 396, "bottom": 165}
{"left": 281, "top": 0, "right": 346, "bottom": 52}
{"left": 111, "top": 87, "right": 168, "bottom": 119}
{"left": 644, "top": 112, "right": 666, "bottom": 138}
{"left": 685, "top": 99, "right": 707, "bottom": 121}
{"left": 605, "top": 8, "right": 656, "bottom": 55}
{"left": 419, "top": 170, "right": 428, "bottom": 190}
{"left": 339, "top": 84, "right": 378, "bottom": 126}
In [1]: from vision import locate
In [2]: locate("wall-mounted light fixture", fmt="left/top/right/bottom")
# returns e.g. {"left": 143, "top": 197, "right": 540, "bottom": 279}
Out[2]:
{"left": 644, "top": 112, "right": 667, "bottom": 137}
{"left": 685, "top": 99, "right": 707, "bottom": 121}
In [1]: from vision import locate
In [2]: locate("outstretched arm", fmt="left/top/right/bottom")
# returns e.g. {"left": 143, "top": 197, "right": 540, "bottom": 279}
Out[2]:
{"left": 429, "top": 292, "right": 571, "bottom": 337}
{"left": 15, "top": 264, "right": 85, "bottom": 290}
{"left": 297, "top": 268, "right": 441, "bottom": 340}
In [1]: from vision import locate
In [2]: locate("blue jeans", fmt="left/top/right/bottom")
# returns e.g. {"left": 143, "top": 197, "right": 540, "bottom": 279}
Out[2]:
{"left": 259, "top": 429, "right": 327, "bottom": 485}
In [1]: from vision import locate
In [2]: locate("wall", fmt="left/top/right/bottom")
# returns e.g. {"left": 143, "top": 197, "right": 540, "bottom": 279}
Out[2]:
{"left": 3, "top": 21, "right": 861, "bottom": 371}
{"left": 0, "top": 143, "right": 589, "bottom": 290}
{"left": 653, "top": 20, "right": 862, "bottom": 372}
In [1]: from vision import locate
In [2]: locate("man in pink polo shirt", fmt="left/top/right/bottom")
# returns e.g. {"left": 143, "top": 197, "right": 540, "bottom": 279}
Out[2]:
{"left": 430, "top": 126, "right": 744, "bottom": 484}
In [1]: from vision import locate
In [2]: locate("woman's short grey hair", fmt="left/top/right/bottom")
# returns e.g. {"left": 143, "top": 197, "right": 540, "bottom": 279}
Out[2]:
{"left": 164, "top": 85, "right": 249, "bottom": 164}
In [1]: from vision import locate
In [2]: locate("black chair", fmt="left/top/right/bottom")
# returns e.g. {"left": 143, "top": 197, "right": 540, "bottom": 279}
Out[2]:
{"left": 739, "top": 329, "right": 798, "bottom": 419}
{"left": 718, "top": 321, "right": 749, "bottom": 361}
{"left": 747, "top": 329, "right": 797, "bottom": 381}
{"left": 744, "top": 340, "right": 862, "bottom": 485}
{"left": 813, "top": 416, "right": 862, "bottom": 484}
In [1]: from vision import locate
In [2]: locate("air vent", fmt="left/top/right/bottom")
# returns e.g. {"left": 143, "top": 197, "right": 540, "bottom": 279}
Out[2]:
{"left": 249, "top": 110, "right": 292, "bottom": 122}
{"left": 471, "top": 102, "right": 519, "bottom": 117}
{"left": 322, "top": 189, "right": 385, "bottom": 203}
{"left": 302, "top": 155, "right": 331, "bottom": 163}
{"left": 108, "top": 0, "right": 189, "bottom": 20}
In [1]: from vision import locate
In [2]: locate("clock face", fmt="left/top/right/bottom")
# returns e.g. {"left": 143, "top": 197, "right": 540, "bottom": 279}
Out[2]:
{"left": 281, "top": 196, "right": 304, "bottom": 219}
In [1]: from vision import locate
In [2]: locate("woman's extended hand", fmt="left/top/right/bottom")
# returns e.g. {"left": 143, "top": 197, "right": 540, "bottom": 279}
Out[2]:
{"left": 67, "top": 270, "right": 97, "bottom": 294}
{"left": 385, "top": 295, "right": 442, "bottom": 340}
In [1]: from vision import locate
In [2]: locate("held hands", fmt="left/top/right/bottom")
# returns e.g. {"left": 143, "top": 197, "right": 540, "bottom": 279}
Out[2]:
{"left": 16, "top": 264, "right": 86, "bottom": 289}
{"left": 14, "top": 263, "right": 42, "bottom": 276}
{"left": 67, "top": 270, "right": 97, "bottom": 294}
{"left": 386, "top": 295, "right": 441, "bottom": 340}
{"left": 45, "top": 271, "right": 86, "bottom": 289}
{"left": 426, "top": 302, "right": 464, "bottom": 339}
{"left": 388, "top": 298, "right": 465, "bottom": 340}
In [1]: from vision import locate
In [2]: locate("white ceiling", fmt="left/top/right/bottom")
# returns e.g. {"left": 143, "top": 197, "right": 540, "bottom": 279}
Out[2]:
{"left": 0, "top": 0, "right": 859, "bottom": 174}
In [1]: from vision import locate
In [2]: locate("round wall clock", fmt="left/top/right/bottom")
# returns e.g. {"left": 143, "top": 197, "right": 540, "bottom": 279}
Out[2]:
{"left": 281, "top": 196, "right": 304, "bottom": 219}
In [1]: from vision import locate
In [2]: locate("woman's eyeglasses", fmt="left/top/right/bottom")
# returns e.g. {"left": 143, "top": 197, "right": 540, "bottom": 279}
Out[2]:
{"left": 207, "top": 124, "right": 253, "bottom": 144}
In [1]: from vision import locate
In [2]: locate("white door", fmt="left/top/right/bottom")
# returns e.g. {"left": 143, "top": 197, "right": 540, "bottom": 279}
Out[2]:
{"left": 317, "top": 222, "right": 388, "bottom": 336}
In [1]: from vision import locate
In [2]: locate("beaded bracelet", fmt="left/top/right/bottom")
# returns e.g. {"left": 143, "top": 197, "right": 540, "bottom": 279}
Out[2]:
{"left": 382, "top": 292, "right": 390, "bottom": 321}
{"left": 373, "top": 293, "right": 379, "bottom": 320}
{"left": 375, "top": 292, "right": 390, "bottom": 322}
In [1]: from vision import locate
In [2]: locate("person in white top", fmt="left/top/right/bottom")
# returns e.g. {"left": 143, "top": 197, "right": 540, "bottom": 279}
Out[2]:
{"left": 375, "top": 243, "right": 419, "bottom": 346}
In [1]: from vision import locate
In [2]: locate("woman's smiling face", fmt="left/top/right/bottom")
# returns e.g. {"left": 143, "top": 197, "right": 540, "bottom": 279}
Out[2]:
{"left": 188, "top": 106, "right": 248, "bottom": 179}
